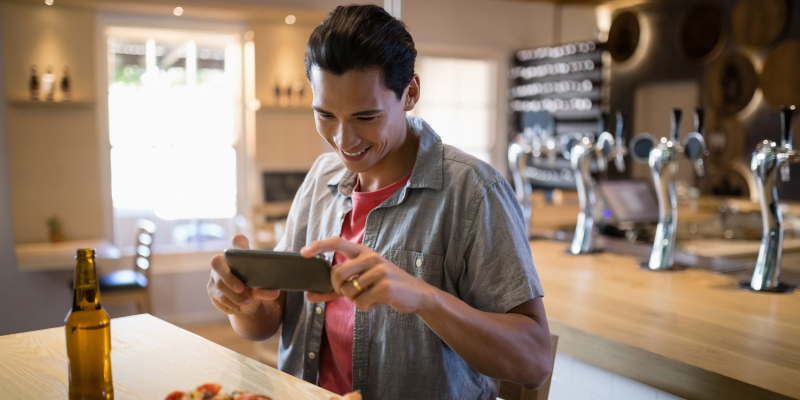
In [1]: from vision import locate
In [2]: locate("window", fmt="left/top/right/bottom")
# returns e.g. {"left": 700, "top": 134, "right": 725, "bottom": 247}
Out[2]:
{"left": 411, "top": 56, "right": 495, "bottom": 162}
{"left": 106, "top": 28, "right": 242, "bottom": 253}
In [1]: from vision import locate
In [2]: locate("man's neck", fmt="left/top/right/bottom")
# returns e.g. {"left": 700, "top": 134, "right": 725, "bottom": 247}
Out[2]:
{"left": 357, "top": 125, "right": 419, "bottom": 193}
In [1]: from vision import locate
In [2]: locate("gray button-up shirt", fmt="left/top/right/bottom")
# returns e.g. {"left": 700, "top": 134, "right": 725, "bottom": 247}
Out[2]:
{"left": 274, "top": 116, "right": 544, "bottom": 400}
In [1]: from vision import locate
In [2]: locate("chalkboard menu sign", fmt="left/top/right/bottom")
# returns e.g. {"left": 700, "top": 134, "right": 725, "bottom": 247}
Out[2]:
{"left": 508, "top": 40, "right": 604, "bottom": 189}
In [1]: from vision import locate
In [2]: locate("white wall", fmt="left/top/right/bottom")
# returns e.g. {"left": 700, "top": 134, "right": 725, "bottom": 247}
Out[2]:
{"left": 0, "top": 9, "right": 76, "bottom": 336}
{"left": 2, "top": 2, "right": 103, "bottom": 244}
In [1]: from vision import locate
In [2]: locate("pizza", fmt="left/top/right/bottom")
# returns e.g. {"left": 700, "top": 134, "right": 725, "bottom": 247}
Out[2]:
{"left": 164, "top": 383, "right": 361, "bottom": 400}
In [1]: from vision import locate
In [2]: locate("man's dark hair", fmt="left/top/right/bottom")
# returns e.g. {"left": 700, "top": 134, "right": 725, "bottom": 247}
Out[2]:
{"left": 305, "top": 4, "right": 417, "bottom": 100}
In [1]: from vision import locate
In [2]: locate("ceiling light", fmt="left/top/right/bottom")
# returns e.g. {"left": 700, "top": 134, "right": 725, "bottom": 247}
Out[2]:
{"left": 285, "top": 15, "right": 296, "bottom": 25}
{"left": 45, "top": 0, "right": 53, "bottom": 5}
{"left": 173, "top": 7, "right": 184, "bottom": 16}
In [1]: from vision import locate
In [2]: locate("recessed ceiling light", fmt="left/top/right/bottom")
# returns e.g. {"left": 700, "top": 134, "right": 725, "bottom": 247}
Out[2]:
{"left": 45, "top": 0, "right": 53, "bottom": 5}
{"left": 173, "top": 7, "right": 184, "bottom": 16}
{"left": 285, "top": 15, "right": 296, "bottom": 25}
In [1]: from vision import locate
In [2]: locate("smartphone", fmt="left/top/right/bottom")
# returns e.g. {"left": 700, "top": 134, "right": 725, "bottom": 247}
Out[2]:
{"left": 224, "top": 249, "right": 333, "bottom": 293}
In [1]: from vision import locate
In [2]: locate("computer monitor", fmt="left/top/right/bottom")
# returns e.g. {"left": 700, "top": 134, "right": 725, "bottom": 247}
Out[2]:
{"left": 597, "top": 180, "right": 660, "bottom": 224}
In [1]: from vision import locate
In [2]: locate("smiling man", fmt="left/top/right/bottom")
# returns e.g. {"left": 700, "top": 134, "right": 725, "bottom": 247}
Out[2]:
{"left": 207, "top": 4, "right": 551, "bottom": 399}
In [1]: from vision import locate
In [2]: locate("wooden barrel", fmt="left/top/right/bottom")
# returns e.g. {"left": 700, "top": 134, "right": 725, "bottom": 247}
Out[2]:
{"left": 704, "top": 52, "right": 758, "bottom": 115}
{"left": 703, "top": 110, "right": 746, "bottom": 166}
{"left": 762, "top": 41, "right": 800, "bottom": 110}
{"left": 680, "top": 3, "right": 726, "bottom": 64}
{"left": 608, "top": 11, "right": 640, "bottom": 63}
{"left": 732, "top": 0, "right": 788, "bottom": 49}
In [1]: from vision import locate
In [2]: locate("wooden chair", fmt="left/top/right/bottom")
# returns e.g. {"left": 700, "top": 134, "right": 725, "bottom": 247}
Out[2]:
{"left": 98, "top": 219, "right": 156, "bottom": 314}
{"left": 499, "top": 335, "right": 559, "bottom": 400}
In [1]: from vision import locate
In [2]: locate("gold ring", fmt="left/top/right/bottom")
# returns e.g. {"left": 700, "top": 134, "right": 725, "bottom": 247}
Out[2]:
{"left": 352, "top": 278, "right": 362, "bottom": 293}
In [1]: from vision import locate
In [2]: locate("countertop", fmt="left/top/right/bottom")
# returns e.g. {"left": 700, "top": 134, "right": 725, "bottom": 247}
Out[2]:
{"left": 0, "top": 314, "right": 339, "bottom": 399}
{"left": 531, "top": 239, "right": 800, "bottom": 400}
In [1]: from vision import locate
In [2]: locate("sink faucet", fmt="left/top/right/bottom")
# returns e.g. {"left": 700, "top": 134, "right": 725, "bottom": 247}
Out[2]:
{"left": 742, "top": 106, "right": 800, "bottom": 293}
{"left": 569, "top": 112, "right": 627, "bottom": 254}
{"left": 630, "top": 108, "right": 707, "bottom": 270}
{"left": 508, "top": 124, "right": 559, "bottom": 238}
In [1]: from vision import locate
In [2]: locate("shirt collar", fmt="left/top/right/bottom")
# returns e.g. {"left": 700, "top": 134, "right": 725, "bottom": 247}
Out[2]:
{"left": 327, "top": 115, "right": 444, "bottom": 196}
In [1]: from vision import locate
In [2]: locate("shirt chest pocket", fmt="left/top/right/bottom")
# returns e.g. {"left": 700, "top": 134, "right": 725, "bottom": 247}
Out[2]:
{"left": 384, "top": 250, "right": 444, "bottom": 332}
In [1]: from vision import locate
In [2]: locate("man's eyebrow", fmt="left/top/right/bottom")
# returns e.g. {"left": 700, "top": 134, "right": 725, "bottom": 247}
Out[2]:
{"left": 312, "top": 107, "right": 383, "bottom": 116}
{"left": 351, "top": 109, "right": 382, "bottom": 117}
{"left": 312, "top": 106, "right": 332, "bottom": 114}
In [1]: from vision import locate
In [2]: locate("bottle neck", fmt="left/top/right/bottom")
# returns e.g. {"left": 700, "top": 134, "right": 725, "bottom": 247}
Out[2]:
{"left": 72, "top": 255, "right": 101, "bottom": 311}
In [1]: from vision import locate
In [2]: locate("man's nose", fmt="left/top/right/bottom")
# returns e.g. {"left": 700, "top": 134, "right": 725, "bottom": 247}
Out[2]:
{"left": 334, "top": 123, "right": 361, "bottom": 150}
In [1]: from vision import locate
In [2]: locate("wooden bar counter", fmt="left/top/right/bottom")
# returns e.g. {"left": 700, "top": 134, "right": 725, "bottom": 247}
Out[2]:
{"left": 531, "top": 239, "right": 800, "bottom": 400}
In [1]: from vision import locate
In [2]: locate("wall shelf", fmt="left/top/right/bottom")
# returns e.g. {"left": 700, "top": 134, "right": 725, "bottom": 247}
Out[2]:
{"left": 7, "top": 99, "right": 95, "bottom": 108}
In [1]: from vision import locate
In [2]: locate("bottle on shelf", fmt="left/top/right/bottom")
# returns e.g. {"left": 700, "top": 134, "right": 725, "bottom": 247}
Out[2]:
{"left": 29, "top": 64, "right": 39, "bottom": 100}
{"left": 65, "top": 249, "right": 114, "bottom": 400}
{"left": 41, "top": 65, "right": 56, "bottom": 101}
{"left": 61, "top": 65, "right": 71, "bottom": 101}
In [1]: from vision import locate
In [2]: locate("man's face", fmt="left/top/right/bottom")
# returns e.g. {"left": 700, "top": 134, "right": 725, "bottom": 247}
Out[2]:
{"left": 309, "top": 66, "right": 416, "bottom": 174}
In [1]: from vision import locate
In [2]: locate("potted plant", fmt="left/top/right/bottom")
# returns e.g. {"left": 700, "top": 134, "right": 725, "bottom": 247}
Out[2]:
{"left": 46, "top": 215, "right": 65, "bottom": 243}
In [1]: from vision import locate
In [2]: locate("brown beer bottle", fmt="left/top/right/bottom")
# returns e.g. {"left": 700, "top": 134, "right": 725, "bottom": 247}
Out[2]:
{"left": 65, "top": 248, "right": 114, "bottom": 400}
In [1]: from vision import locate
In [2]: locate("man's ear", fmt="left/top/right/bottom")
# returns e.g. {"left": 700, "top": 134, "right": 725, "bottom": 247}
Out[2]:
{"left": 403, "top": 74, "right": 420, "bottom": 112}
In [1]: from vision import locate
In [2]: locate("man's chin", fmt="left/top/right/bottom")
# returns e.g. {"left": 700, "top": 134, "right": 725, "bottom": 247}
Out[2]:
{"left": 340, "top": 158, "right": 373, "bottom": 174}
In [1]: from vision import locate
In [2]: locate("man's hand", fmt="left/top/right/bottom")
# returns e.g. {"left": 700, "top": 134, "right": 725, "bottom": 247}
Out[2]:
{"left": 303, "top": 237, "right": 434, "bottom": 314}
{"left": 207, "top": 234, "right": 281, "bottom": 315}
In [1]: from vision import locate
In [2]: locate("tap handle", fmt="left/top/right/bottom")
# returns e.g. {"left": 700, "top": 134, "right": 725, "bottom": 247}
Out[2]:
{"left": 781, "top": 105, "right": 795, "bottom": 150}
{"left": 694, "top": 108, "right": 704, "bottom": 136}
{"left": 694, "top": 158, "right": 705, "bottom": 177}
{"left": 671, "top": 108, "right": 682, "bottom": 142}
{"left": 781, "top": 163, "right": 790, "bottom": 182}
{"left": 598, "top": 112, "right": 608, "bottom": 137}
{"left": 615, "top": 111, "right": 625, "bottom": 143}
{"left": 613, "top": 111, "right": 626, "bottom": 172}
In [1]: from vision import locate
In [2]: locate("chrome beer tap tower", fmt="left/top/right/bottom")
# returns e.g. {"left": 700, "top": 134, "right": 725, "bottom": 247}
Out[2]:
{"left": 739, "top": 106, "right": 800, "bottom": 293}
{"left": 568, "top": 112, "right": 628, "bottom": 254}
{"left": 508, "top": 125, "right": 559, "bottom": 237}
{"left": 629, "top": 108, "right": 707, "bottom": 270}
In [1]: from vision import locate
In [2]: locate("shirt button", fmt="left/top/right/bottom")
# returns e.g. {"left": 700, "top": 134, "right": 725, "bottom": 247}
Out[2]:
{"left": 316, "top": 306, "right": 323, "bottom": 315}
{"left": 309, "top": 352, "right": 316, "bottom": 360}
{"left": 338, "top": 212, "right": 345, "bottom": 219}
{"left": 416, "top": 259, "right": 423, "bottom": 267}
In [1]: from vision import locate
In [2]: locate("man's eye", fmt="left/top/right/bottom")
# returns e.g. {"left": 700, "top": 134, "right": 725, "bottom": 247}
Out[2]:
{"left": 357, "top": 116, "right": 377, "bottom": 122}
{"left": 318, "top": 113, "right": 334, "bottom": 119}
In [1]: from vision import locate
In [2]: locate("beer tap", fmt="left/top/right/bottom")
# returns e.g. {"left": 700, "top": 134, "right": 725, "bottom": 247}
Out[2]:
{"left": 509, "top": 124, "right": 559, "bottom": 238}
{"left": 740, "top": 106, "right": 800, "bottom": 293}
{"left": 630, "top": 108, "right": 707, "bottom": 270}
{"left": 568, "top": 112, "right": 627, "bottom": 254}
{"left": 509, "top": 133, "right": 533, "bottom": 238}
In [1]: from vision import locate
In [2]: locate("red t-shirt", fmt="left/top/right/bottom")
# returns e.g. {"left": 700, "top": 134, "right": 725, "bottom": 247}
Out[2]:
{"left": 318, "top": 171, "right": 412, "bottom": 395}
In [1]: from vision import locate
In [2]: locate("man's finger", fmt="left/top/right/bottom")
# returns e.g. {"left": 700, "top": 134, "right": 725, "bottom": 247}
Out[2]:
{"left": 211, "top": 255, "right": 245, "bottom": 293}
{"left": 306, "top": 291, "right": 342, "bottom": 303}
{"left": 301, "top": 237, "right": 362, "bottom": 259}
{"left": 252, "top": 288, "right": 282, "bottom": 301}
{"left": 214, "top": 278, "right": 252, "bottom": 306}
{"left": 210, "top": 297, "right": 235, "bottom": 315}
{"left": 232, "top": 234, "right": 251, "bottom": 250}
{"left": 329, "top": 255, "right": 381, "bottom": 292}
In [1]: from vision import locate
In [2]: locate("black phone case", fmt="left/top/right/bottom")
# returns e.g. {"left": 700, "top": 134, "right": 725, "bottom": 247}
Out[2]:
{"left": 224, "top": 249, "right": 333, "bottom": 293}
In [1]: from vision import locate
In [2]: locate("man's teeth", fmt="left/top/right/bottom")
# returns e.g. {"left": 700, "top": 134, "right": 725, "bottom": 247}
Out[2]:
{"left": 343, "top": 148, "right": 367, "bottom": 157}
